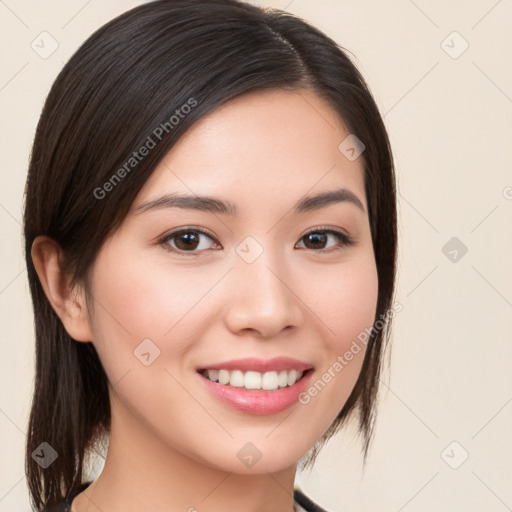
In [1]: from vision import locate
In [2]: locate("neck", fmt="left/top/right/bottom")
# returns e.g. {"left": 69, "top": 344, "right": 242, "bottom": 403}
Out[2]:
{"left": 73, "top": 401, "right": 298, "bottom": 512}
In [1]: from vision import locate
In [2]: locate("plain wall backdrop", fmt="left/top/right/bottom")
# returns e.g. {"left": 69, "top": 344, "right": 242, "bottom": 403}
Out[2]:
{"left": 1, "top": 1, "right": 511, "bottom": 511}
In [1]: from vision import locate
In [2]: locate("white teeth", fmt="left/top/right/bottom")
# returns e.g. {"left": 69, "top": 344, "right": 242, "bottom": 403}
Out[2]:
{"left": 208, "top": 369, "right": 219, "bottom": 382}
{"left": 204, "top": 369, "right": 305, "bottom": 390}
{"left": 244, "top": 371, "right": 262, "bottom": 390}
{"left": 277, "top": 370, "right": 288, "bottom": 388}
{"left": 230, "top": 370, "right": 244, "bottom": 387}
{"left": 261, "top": 371, "right": 279, "bottom": 391}
{"left": 287, "top": 370, "right": 298, "bottom": 386}
{"left": 218, "top": 369, "right": 230, "bottom": 385}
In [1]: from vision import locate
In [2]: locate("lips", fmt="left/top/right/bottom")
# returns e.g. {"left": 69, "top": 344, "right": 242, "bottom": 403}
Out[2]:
{"left": 197, "top": 357, "right": 313, "bottom": 415}
{"left": 198, "top": 357, "right": 312, "bottom": 373}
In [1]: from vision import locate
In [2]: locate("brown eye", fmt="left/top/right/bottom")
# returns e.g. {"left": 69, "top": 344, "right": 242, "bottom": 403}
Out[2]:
{"left": 173, "top": 231, "right": 202, "bottom": 250}
{"left": 160, "top": 228, "right": 220, "bottom": 254}
{"left": 303, "top": 232, "right": 328, "bottom": 249}
{"left": 296, "top": 229, "right": 355, "bottom": 251}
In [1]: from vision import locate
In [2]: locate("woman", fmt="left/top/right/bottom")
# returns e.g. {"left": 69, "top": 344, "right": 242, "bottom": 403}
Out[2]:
{"left": 23, "top": 1, "right": 397, "bottom": 510}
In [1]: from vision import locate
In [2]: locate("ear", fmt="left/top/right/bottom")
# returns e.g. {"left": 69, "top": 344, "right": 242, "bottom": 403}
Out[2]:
{"left": 31, "top": 235, "right": 93, "bottom": 342}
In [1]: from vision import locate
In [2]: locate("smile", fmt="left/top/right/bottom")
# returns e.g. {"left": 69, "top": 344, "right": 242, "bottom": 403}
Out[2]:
{"left": 197, "top": 357, "right": 313, "bottom": 415}
{"left": 200, "top": 369, "right": 305, "bottom": 391}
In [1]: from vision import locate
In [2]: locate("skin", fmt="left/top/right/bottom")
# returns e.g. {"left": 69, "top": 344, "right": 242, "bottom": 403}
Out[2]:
{"left": 32, "top": 88, "right": 378, "bottom": 512}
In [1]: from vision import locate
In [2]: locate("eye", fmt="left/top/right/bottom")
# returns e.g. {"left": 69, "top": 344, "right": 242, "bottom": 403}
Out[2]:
{"left": 158, "top": 226, "right": 355, "bottom": 256}
{"left": 159, "top": 227, "right": 221, "bottom": 255}
{"left": 296, "top": 228, "right": 355, "bottom": 252}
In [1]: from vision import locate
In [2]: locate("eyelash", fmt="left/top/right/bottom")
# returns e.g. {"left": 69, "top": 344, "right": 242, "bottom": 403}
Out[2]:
{"left": 158, "top": 225, "right": 355, "bottom": 256}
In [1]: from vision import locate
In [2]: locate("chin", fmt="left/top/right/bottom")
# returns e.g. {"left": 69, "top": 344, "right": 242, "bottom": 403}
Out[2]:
{"left": 196, "top": 435, "right": 314, "bottom": 475}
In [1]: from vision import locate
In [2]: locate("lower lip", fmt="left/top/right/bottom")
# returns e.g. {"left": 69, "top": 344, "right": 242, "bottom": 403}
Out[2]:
{"left": 199, "top": 371, "right": 312, "bottom": 415}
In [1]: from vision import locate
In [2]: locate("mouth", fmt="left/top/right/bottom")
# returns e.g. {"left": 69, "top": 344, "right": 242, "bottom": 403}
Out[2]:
{"left": 199, "top": 368, "right": 310, "bottom": 391}
{"left": 196, "top": 357, "right": 314, "bottom": 415}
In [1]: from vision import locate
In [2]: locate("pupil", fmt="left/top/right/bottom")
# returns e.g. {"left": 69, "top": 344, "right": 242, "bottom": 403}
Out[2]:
{"left": 177, "top": 232, "right": 199, "bottom": 250}
{"left": 306, "top": 232, "right": 326, "bottom": 248}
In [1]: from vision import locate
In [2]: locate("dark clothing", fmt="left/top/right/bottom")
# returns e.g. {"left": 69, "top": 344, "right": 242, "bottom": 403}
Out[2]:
{"left": 44, "top": 481, "right": 329, "bottom": 511}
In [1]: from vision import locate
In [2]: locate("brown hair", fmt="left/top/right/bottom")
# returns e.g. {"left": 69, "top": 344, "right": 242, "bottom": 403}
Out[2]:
{"left": 23, "top": 0, "right": 397, "bottom": 509}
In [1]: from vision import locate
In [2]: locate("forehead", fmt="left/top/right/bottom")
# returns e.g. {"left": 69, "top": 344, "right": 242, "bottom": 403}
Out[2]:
{"left": 134, "top": 88, "right": 367, "bottom": 214}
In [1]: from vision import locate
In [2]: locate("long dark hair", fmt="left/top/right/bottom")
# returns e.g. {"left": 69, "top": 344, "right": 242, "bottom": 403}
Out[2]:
{"left": 23, "top": 0, "right": 397, "bottom": 509}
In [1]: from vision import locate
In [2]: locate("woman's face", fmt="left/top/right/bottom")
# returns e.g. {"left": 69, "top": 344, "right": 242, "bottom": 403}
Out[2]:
{"left": 86, "top": 88, "right": 378, "bottom": 474}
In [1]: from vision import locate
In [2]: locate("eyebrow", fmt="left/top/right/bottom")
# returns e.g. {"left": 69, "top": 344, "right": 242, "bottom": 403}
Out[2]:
{"left": 135, "top": 187, "right": 365, "bottom": 215}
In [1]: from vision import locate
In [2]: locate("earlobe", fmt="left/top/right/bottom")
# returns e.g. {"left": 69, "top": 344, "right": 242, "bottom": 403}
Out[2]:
{"left": 31, "top": 235, "right": 93, "bottom": 342}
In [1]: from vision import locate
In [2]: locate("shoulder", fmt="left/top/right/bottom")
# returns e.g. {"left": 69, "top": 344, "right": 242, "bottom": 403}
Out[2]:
{"left": 294, "top": 488, "right": 332, "bottom": 512}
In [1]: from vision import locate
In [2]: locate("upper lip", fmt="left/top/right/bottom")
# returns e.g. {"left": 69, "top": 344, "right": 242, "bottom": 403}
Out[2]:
{"left": 197, "top": 357, "right": 313, "bottom": 373}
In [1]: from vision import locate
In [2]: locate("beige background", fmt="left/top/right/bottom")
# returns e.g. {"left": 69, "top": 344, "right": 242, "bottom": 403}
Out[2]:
{"left": 1, "top": 1, "right": 511, "bottom": 511}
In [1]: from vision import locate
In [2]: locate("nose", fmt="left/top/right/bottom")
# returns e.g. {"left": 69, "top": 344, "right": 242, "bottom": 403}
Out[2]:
{"left": 223, "top": 247, "right": 304, "bottom": 339}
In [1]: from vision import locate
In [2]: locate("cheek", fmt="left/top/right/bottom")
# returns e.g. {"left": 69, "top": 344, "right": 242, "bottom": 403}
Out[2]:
{"left": 87, "top": 244, "right": 214, "bottom": 354}
{"left": 295, "top": 255, "right": 379, "bottom": 423}
{"left": 306, "top": 254, "right": 379, "bottom": 352}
